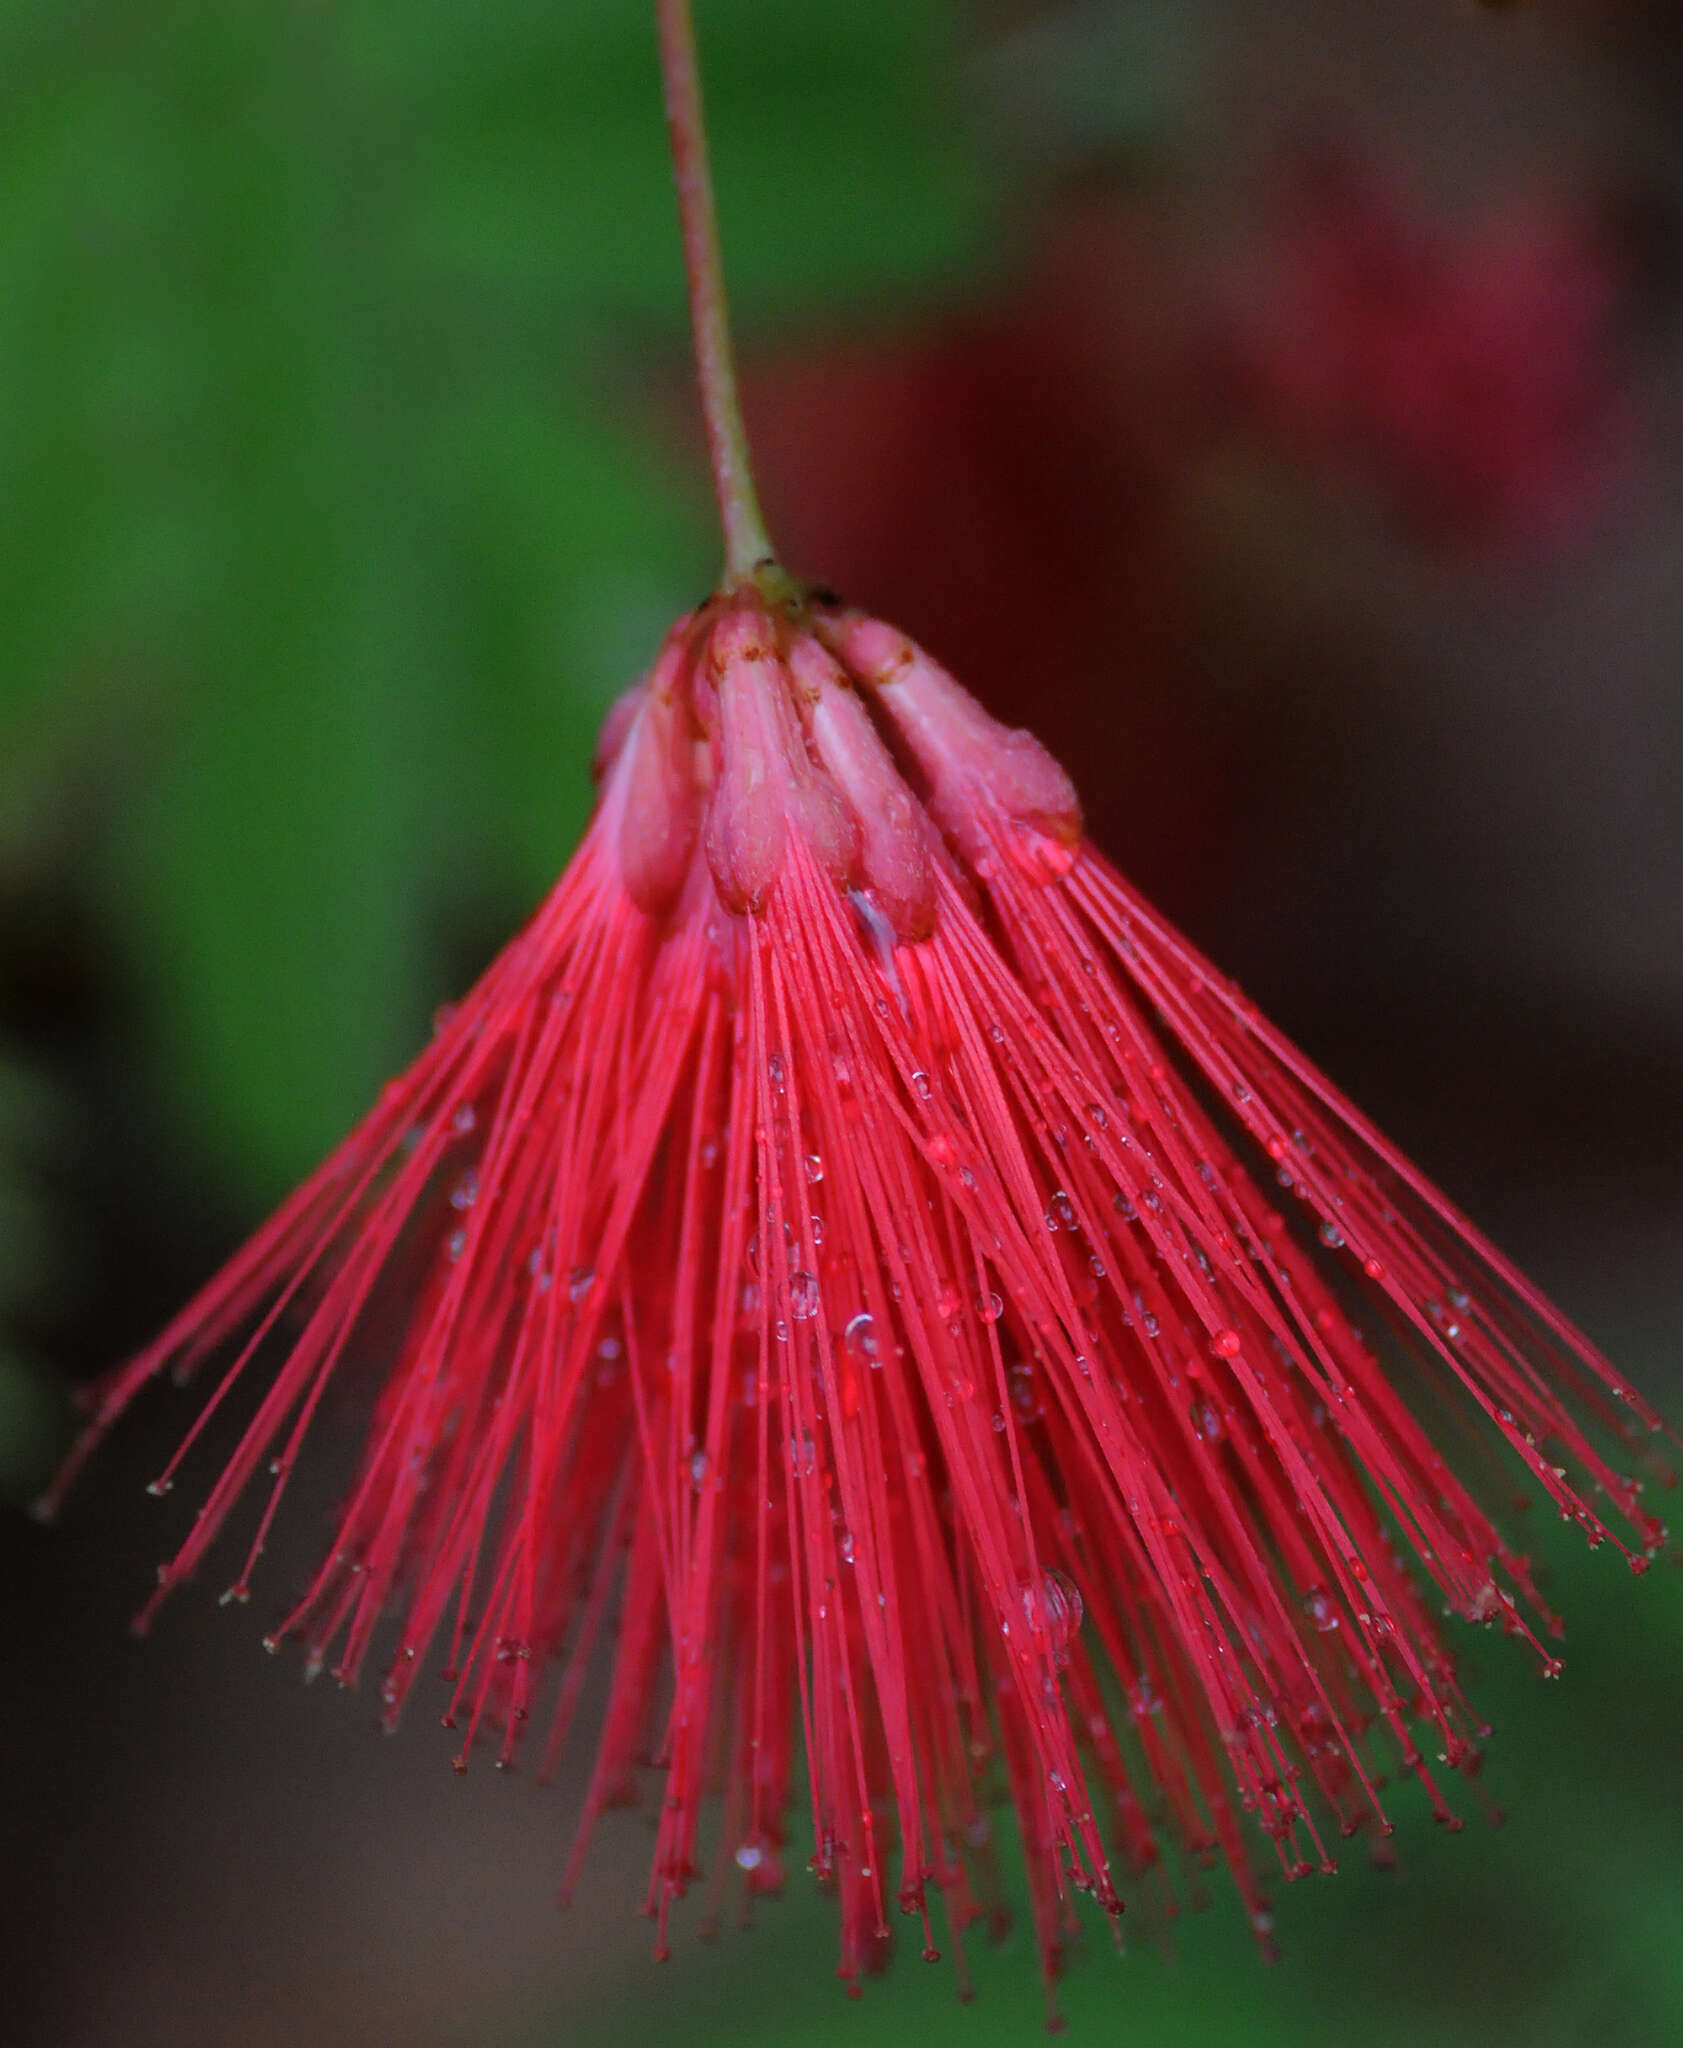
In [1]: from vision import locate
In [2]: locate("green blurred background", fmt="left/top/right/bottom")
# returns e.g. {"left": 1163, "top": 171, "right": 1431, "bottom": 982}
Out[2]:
{"left": 3, "top": 2, "right": 1681, "bottom": 2043}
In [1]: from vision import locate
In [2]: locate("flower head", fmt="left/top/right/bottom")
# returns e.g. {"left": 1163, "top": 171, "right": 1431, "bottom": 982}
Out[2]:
{"left": 48, "top": 579, "right": 1668, "bottom": 2014}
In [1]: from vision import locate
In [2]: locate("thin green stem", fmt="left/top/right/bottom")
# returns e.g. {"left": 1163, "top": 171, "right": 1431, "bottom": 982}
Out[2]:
{"left": 655, "top": 0, "right": 775, "bottom": 587}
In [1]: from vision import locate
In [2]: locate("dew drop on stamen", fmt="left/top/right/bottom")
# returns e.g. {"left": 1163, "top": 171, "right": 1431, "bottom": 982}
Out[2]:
{"left": 1023, "top": 1569, "right": 1084, "bottom": 1656}
{"left": 747, "top": 1219, "right": 794, "bottom": 1277}
{"left": 804, "top": 1153, "right": 824, "bottom": 1184}
{"left": 843, "top": 1313, "right": 880, "bottom": 1365}
{"left": 975, "top": 1291, "right": 1004, "bottom": 1325}
{"left": 450, "top": 1169, "right": 478, "bottom": 1211}
{"left": 910, "top": 1070, "right": 933, "bottom": 1101}
{"left": 1302, "top": 1586, "right": 1339, "bottom": 1632}
{"left": 1009, "top": 1365, "right": 1044, "bottom": 1420}
{"left": 568, "top": 1267, "right": 595, "bottom": 1303}
{"left": 789, "top": 1272, "right": 820, "bottom": 1321}
{"left": 1319, "top": 1222, "right": 1346, "bottom": 1250}
{"left": 450, "top": 1102, "right": 476, "bottom": 1137}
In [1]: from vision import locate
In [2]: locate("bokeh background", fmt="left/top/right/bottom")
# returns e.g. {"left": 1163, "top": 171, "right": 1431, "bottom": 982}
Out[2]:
{"left": 3, "top": 1, "right": 1681, "bottom": 2043}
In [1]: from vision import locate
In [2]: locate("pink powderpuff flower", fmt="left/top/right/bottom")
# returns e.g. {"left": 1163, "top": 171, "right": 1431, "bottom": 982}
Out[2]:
{"left": 1234, "top": 143, "right": 1642, "bottom": 550}
{"left": 44, "top": 580, "right": 1669, "bottom": 2017}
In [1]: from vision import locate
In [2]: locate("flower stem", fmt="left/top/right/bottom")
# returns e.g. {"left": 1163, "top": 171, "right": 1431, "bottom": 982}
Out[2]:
{"left": 656, "top": 0, "right": 776, "bottom": 588}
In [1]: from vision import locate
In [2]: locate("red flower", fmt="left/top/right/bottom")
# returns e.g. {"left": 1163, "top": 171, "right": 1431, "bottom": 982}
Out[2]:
{"left": 48, "top": 586, "right": 1667, "bottom": 2016}
{"left": 1235, "top": 145, "right": 1640, "bottom": 548}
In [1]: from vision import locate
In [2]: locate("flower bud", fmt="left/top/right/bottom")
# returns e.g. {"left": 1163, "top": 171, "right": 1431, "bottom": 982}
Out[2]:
{"left": 833, "top": 613, "right": 1082, "bottom": 877}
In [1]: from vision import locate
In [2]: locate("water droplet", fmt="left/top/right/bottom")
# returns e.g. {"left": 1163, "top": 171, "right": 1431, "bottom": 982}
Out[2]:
{"left": 910, "top": 1070, "right": 933, "bottom": 1101}
{"left": 1009, "top": 1365, "right": 1043, "bottom": 1420}
{"left": 788, "top": 1271, "right": 820, "bottom": 1321}
{"left": 838, "top": 1529, "right": 855, "bottom": 1563}
{"left": 735, "top": 1841, "right": 764, "bottom": 1872}
{"left": 843, "top": 1313, "right": 880, "bottom": 1365}
{"left": 1318, "top": 1221, "right": 1345, "bottom": 1250}
{"left": 568, "top": 1266, "right": 595, "bottom": 1303}
{"left": 804, "top": 1153, "right": 824, "bottom": 1184}
{"left": 974, "top": 1290, "right": 1004, "bottom": 1325}
{"left": 445, "top": 1227, "right": 468, "bottom": 1262}
{"left": 1301, "top": 1585, "right": 1339, "bottom": 1632}
{"left": 747, "top": 1219, "right": 795, "bottom": 1276}
{"left": 1023, "top": 1569, "right": 1084, "bottom": 1655}
{"left": 689, "top": 1450, "right": 709, "bottom": 1489}
{"left": 767, "top": 1052, "right": 786, "bottom": 1087}
{"left": 450, "top": 1102, "right": 477, "bottom": 1137}
{"left": 789, "top": 1432, "right": 818, "bottom": 1479}
{"left": 1211, "top": 1328, "right": 1242, "bottom": 1359}
{"left": 1050, "top": 1192, "right": 1077, "bottom": 1229}
{"left": 450, "top": 1169, "right": 478, "bottom": 1210}
{"left": 935, "top": 1280, "right": 962, "bottom": 1320}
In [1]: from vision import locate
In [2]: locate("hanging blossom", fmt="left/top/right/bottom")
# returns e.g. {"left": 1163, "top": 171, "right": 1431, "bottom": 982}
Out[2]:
{"left": 46, "top": 0, "right": 1671, "bottom": 2023}
{"left": 46, "top": 583, "right": 1669, "bottom": 2007}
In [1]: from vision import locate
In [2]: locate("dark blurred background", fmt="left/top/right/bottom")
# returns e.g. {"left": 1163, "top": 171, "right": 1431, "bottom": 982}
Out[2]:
{"left": 3, "top": 2, "right": 1681, "bottom": 2043}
